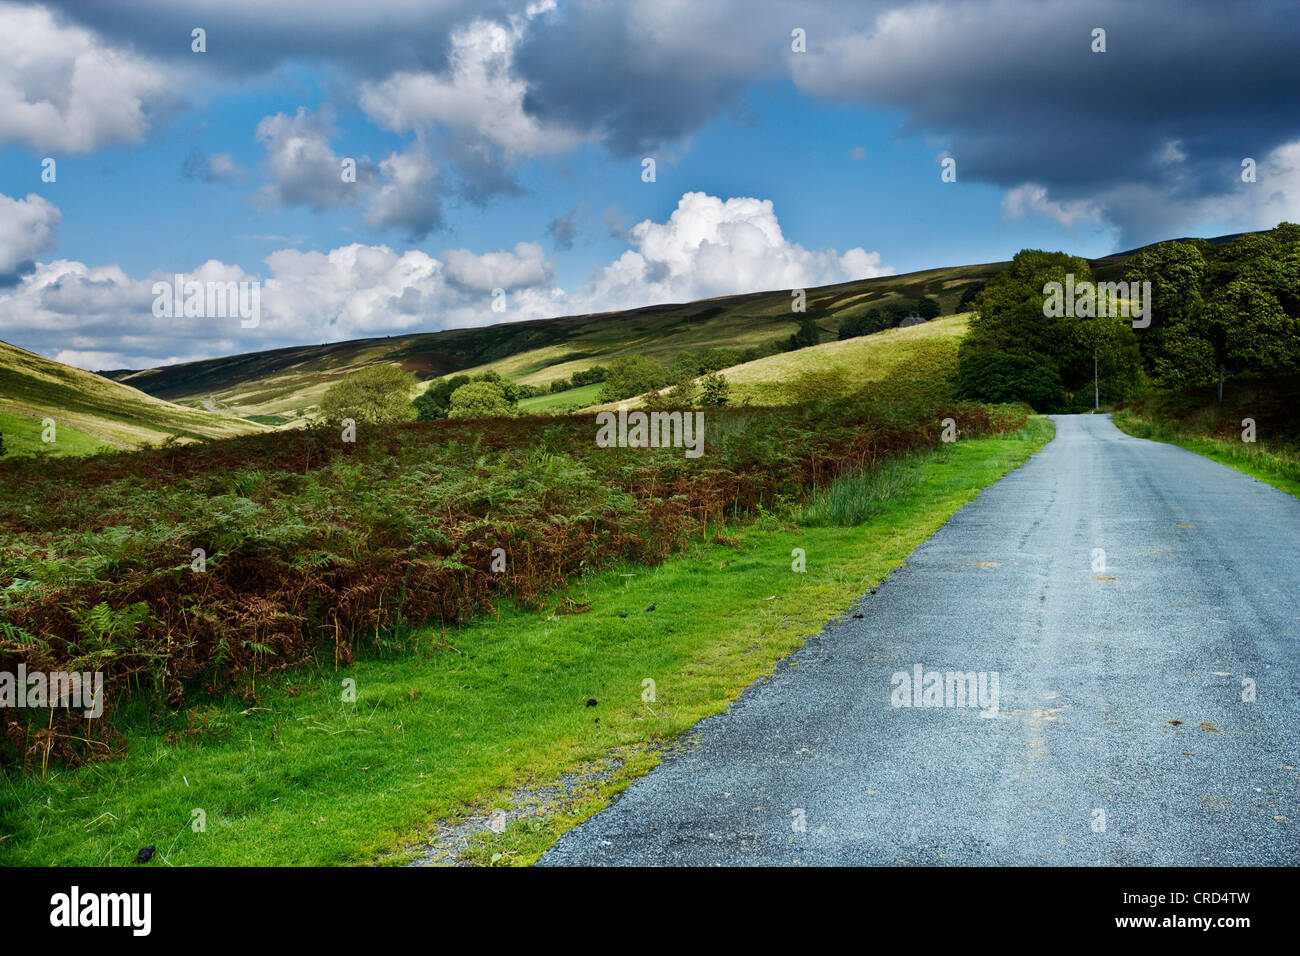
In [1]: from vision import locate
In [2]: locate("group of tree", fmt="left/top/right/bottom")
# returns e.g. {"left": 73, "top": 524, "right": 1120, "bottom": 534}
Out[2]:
{"left": 413, "top": 369, "right": 522, "bottom": 420}
{"left": 541, "top": 366, "right": 609, "bottom": 395}
{"left": 838, "top": 297, "right": 941, "bottom": 341}
{"left": 954, "top": 223, "right": 1300, "bottom": 411}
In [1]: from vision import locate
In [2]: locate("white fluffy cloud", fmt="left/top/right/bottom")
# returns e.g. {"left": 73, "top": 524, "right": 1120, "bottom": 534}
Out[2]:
{"left": 443, "top": 242, "right": 551, "bottom": 291}
{"left": 0, "top": 2, "right": 169, "bottom": 152}
{"left": 254, "top": 107, "right": 361, "bottom": 211}
{"left": 576, "top": 192, "right": 891, "bottom": 311}
{"left": 0, "top": 192, "right": 61, "bottom": 280}
{"left": 360, "top": 12, "right": 581, "bottom": 162}
{"left": 0, "top": 191, "right": 890, "bottom": 368}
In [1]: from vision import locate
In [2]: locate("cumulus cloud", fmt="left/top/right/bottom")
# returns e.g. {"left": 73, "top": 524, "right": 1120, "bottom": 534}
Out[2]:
{"left": 359, "top": 7, "right": 583, "bottom": 197}
{"left": 575, "top": 192, "right": 891, "bottom": 311}
{"left": 0, "top": 192, "right": 61, "bottom": 284}
{"left": 0, "top": 2, "right": 170, "bottom": 153}
{"left": 0, "top": 243, "right": 562, "bottom": 368}
{"left": 254, "top": 107, "right": 363, "bottom": 211}
{"left": 443, "top": 242, "right": 551, "bottom": 292}
{"left": 363, "top": 143, "right": 444, "bottom": 239}
{"left": 0, "top": 190, "right": 888, "bottom": 368}
{"left": 791, "top": 0, "right": 1300, "bottom": 246}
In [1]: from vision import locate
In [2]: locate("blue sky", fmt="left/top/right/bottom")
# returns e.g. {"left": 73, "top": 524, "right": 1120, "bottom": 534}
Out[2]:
{"left": 0, "top": 0, "right": 1296, "bottom": 369}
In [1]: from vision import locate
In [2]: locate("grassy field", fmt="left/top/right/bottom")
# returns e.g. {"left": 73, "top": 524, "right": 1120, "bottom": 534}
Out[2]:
{"left": 0, "top": 417, "right": 1053, "bottom": 866}
{"left": 589, "top": 314, "right": 968, "bottom": 412}
{"left": 0, "top": 410, "right": 109, "bottom": 458}
{"left": 517, "top": 382, "right": 604, "bottom": 413}
{"left": 0, "top": 339, "right": 266, "bottom": 456}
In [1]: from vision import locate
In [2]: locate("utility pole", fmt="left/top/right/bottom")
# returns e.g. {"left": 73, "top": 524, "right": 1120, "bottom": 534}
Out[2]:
{"left": 1094, "top": 349, "right": 1099, "bottom": 411}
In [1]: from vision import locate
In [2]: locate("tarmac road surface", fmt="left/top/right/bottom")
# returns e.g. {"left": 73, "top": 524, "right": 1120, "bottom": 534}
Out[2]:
{"left": 540, "top": 414, "right": 1300, "bottom": 865}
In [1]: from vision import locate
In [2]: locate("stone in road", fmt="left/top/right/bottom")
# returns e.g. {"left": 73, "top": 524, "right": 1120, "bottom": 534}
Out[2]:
{"left": 540, "top": 415, "right": 1299, "bottom": 865}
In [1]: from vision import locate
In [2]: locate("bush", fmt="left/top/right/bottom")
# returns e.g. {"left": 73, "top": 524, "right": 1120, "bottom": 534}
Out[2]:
{"left": 447, "top": 380, "right": 515, "bottom": 419}
{"left": 414, "top": 374, "right": 471, "bottom": 421}
{"left": 319, "top": 365, "right": 418, "bottom": 424}
{"left": 698, "top": 372, "right": 732, "bottom": 406}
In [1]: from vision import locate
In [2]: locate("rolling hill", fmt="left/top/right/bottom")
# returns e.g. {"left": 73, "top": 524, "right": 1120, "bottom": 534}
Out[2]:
{"left": 103, "top": 260, "right": 1007, "bottom": 420}
{"left": 0, "top": 339, "right": 267, "bottom": 457}
{"left": 102, "top": 232, "right": 1251, "bottom": 422}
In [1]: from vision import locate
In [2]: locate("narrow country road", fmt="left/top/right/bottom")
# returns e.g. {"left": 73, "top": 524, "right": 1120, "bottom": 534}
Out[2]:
{"left": 540, "top": 414, "right": 1300, "bottom": 865}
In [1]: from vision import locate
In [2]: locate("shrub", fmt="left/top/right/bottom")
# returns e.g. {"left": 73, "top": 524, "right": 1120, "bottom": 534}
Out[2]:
{"left": 447, "top": 380, "right": 514, "bottom": 419}
{"left": 319, "top": 366, "right": 418, "bottom": 424}
{"left": 698, "top": 372, "right": 732, "bottom": 406}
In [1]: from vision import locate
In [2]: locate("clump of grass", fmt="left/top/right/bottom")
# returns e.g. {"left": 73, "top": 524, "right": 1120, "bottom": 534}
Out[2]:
{"left": 797, "top": 455, "right": 922, "bottom": 526}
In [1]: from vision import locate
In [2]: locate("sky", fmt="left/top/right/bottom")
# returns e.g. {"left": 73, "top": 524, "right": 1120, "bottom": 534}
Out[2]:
{"left": 0, "top": 0, "right": 1298, "bottom": 371}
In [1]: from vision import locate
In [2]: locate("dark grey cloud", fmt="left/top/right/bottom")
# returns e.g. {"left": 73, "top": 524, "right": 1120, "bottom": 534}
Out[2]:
{"left": 42, "top": 0, "right": 517, "bottom": 77}
{"left": 792, "top": 0, "right": 1300, "bottom": 244}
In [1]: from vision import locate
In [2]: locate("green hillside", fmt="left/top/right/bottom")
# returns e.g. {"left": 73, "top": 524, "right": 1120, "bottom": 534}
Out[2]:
{"left": 98, "top": 231, "right": 1252, "bottom": 422}
{"left": 590, "top": 314, "right": 970, "bottom": 411}
{"left": 106, "top": 260, "right": 1007, "bottom": 419}
{"left": 0, "top": 339, "right": 267, "bottom": 458}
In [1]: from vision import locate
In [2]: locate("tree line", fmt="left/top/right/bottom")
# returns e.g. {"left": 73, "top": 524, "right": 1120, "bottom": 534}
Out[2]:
{"left": 955, "top": 223, "right": 1300, "bottom": 411}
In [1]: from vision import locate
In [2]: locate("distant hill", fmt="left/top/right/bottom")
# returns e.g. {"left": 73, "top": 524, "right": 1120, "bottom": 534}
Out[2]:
{"left": 102, "top": 260, "right": 1004, "bottom": 420}
{"left": 0, "top": 339, "right": 266, "bottom": 457}
{"left": 90, "top": 230, "right": 1255, "bottom": 422}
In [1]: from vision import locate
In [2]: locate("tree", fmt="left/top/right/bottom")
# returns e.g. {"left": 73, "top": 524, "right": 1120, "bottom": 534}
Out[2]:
{"left": 915, "top": 296, "right": 941, "bottom": 320}
{"left": 958, "top": 282, "right": 986, "bottom": 312}
{"left": 955, "top": 248, "right": 1141, "bottom": 410}
{"left": 319, "top": 365, "right": 417, "bottom": 424}
{"left": 956, "top": 351, "right": 1066, "bottom": 410}
{"left": 599, "top": 355, "right": 671, "bottom": 402}
{"left": 475, "top": 370, "right": 520, "bottom": 405}
{"left": 784, "top": 317, "right": 822, "bottom": 351}
{"left": 1196, "top": 279, "right": 1300, "bottom": 398}
{"left": 447, "top": 380, "right": 514, "bottom": 418}
{"left": 698, "top": 372, "right": 731, "bottom": 406}
{"left": 414, "top": 374, "right": 471, "bottom": 421}
{"left": 1123, "top": 240, "right": 1208, "bottom": 384}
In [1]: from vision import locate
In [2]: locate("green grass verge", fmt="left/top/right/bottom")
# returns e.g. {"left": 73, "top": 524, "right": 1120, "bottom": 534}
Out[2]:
{"left": 0, "top": 418, "right": 1053, "bottom": 866}
{"left": 1112, "top": 409, "right": 1300, "bottom": 499}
